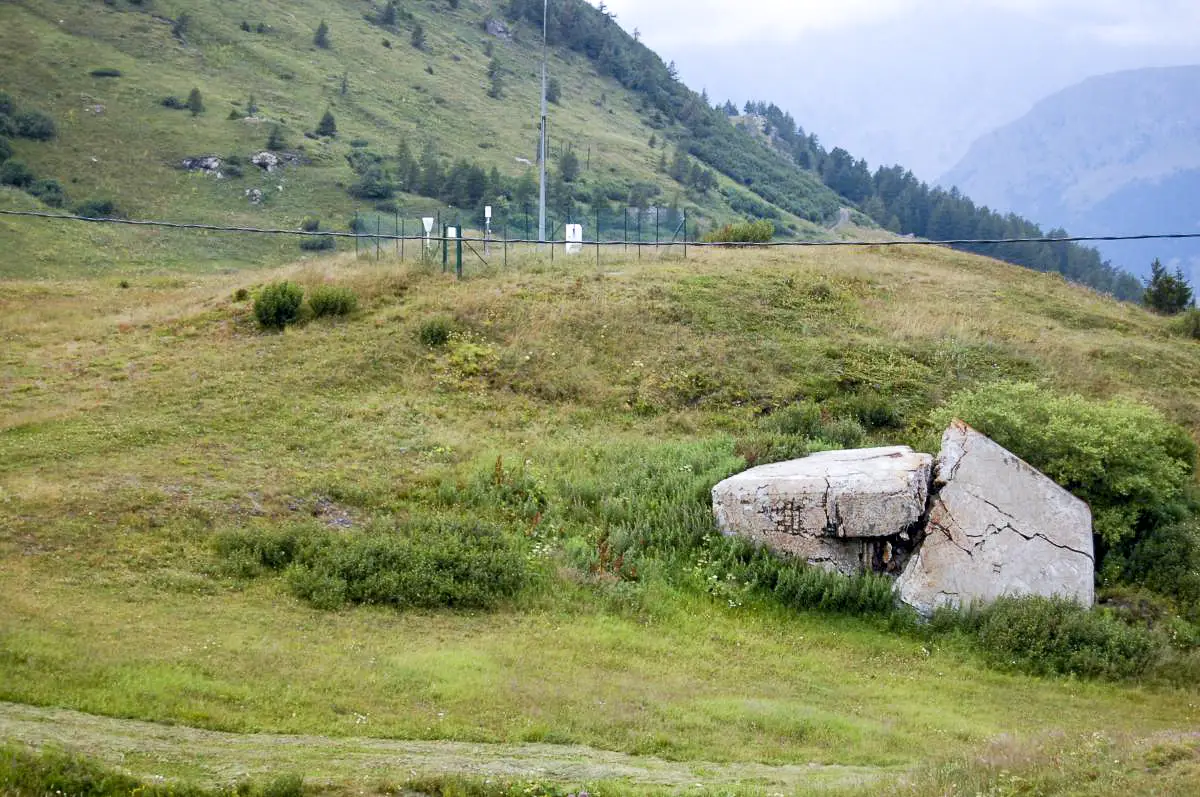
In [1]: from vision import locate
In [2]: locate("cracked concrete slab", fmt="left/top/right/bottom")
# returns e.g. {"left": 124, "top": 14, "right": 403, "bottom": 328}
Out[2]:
{"left": 897, "top": 420, "right": 1094, "bottom": 616}
{"left": 712, "top": 447, "right": 932, "bottom": 575}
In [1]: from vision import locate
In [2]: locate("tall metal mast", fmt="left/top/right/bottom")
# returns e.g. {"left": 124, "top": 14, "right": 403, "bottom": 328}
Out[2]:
{"left": 537, "top": 0, "right": 548, "bottom": 243}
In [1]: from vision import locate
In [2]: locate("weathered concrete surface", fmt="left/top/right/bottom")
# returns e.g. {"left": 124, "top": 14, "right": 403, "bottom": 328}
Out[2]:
{"left": 897, "top": 421, "right": 1095, "bottom": 616}
{"left": 712, "top": 447, "right": 933, "bottom": 575}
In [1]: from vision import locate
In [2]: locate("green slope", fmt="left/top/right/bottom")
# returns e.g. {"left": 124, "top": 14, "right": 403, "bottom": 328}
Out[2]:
{"left": 0, "top": 0, "right": 846, "bottom": 276}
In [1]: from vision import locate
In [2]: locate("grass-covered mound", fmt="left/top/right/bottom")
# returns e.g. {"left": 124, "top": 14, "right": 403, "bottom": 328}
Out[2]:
{"left": 2, "top": 246, "right": 1199, "bottom": 792}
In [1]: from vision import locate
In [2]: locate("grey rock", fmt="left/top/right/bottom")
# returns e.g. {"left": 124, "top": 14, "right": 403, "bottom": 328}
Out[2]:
{"left": 712, "top": 447, "right": 933, "bottom": 575}
{"left": 251, "top": 151, "right": 281, "bottom": 172}
{"left": 181, "top": 156, "right": 222, "bottom": 174}
{"left": 244, "top": 188, "right": 263, "bottom": 204}
{"left": 485, "top": 18, "right": 511, "bottom": 39}
{"left": 896, "top": 420, "right": 1094, "bottom": 616}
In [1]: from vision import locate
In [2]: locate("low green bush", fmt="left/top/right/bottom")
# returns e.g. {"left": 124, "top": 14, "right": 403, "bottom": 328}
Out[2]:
{"left": 253, "top": 281, "right": 304, "bottom": 329}
{"left": 702, "top": 219, "right": 774, "bottom": 244}
{"left": 0, "top": 136, "right": 10, "bottom": 163}
{"left": 934, "top": 381, "right": 1197, "bottom": 553}
{"left": 73, "top": 198, "right": 122, "bottom": 218}
{"left": 0, "top": 159, "right": 33, "bottom": 187}
{"left": 216, "top": 520, "right": 527, "bottom": 611}
{"left": 299, "top": 237, "right": 336, "bottom": 252}
{"left": 299, "top": 216, "right": 321, "bottom": 232}
{"left": 309, "top": 284, "right": 358, "bottom": 318}
{"left": 13, "top": 109, "right": 56, "bottom": 141}
{"left": 1126, "top": 518, "right": 1200, "bottom": 619}
{"left": 706, "top": 537, "right": 896, "bottom": 615}
{"left": 1171, "top": 308, "right": 1200, "bottom": 340}
{"left": 818, "top": 416, "right": 868, "bottom": 449}
{"left": 418, "top": 315, "right": 458, "bottom": 347}
{"left": 933, "top": 595, "right": 1159, "bottom": 680}
{"left": 770, "top": 400, "right": 822, "bottom": 437}
{"left": 27, "top": 178, "right": 65, "bottom": 207}
{"left": 89, "top": 68, "right": 122, "bottom": 78}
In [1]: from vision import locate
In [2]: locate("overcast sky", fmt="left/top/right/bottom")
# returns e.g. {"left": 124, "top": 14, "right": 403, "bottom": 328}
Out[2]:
{"left": 592, "top": 1, "right": 1200, "bottom": 180}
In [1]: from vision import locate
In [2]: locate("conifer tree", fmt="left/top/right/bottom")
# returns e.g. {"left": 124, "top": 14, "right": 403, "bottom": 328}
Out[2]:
{"left": 187, "top": 87, "right": 204, "bottom": 116}
{"left": 411, "top": 23, "right": 426, "bottom": 50}
{"left": 1143, "top": 259, "right": 1194, "bottom": 315}
{"left": 314, "top": 20, "right": 330, "bottom": 49}
{"left": 316, "top": 109, "right": 337, "bottom": 137}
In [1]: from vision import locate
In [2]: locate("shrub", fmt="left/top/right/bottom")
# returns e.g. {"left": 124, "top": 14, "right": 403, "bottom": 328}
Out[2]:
{"left": 253, "top": 281, "right": 304, "bottom": 329}
{"left": 1171, "top": 308, "right": 1200, "bottom": 340}
{"left": 233, "top": 288, "right": 250, "bottom": 302}
{"left": 73, "top": 198, "right": 122, "bottom": 218}
{"left": 309, "top": 284, "right": 358, "bottom": 318}
{"left": 770, "top": 400, "right": 822, "bottom": 438}
{"left": 349, "top": 138, "right": 369, "bottom": 148}
{"left": 27, "top": 178, "right": 66, "bottom": 207}
{"left": 299, "top": 236, "right": 336, "bottom": 252}
{"left": 300, "top": 216, "right": 321, "bottom": 232}
{"left": 818, "top": 417, "right": 868, "bottom": 449}
{"left": 709, "top": 537, "right": 897, "bottom": 615}
{"left": 216, "top": 521, "right": 527, "bottom": 610}
{"left": 89, "top": 68, "right": 122, "bottom": 78}
{"left": 934, "top": 381, "right": 1197, "bottom": 551}
{"left": 0, "top": 136, "right": 10, "bottom": 163}
{"left": 418, "top": 315, "right": 458, "bottom": 347}
{"left": 1126, "top": 518, "right": 1200, "bottom": 617}
{"left": 936, "top": 596, "right": 1160, "bottom": 680}
{"left": 161, "top": 95, "right": 186, "bottom": 110}
{"left": 0, "top": 92, "right": 13, "bottom": 116}
{"left": 833, "top": 392, "right": 904, "bottom": 430}
{"left": 0, "top": 159, "right": 33, "bottom": 188}
{"left": 14, "top": 109, "right": 56, "bottom": 141}
{"left": 702, "top": 219, "right": 774, "bottom": 244}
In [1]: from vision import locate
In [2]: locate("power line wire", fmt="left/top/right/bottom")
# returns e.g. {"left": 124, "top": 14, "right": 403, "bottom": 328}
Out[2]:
{"left": 3, "top": 208, "right": 1200, "bottom": 248}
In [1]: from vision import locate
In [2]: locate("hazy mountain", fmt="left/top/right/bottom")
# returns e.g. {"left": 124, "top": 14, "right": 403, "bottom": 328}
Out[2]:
{"left": 942, "top": 65, "right": 1200, "bottom": 283}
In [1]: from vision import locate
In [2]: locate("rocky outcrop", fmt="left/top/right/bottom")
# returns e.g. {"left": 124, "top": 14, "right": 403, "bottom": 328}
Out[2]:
{"left": 712, "top": 422, "right": 1096, "bottom": 614}
{"left": 485, "top": 18, "right": 511, "bottom": 39}
{"left": 252, "top": 151, "right": 281, "bottom": 172}
{"left": 712, "top": 447, "right": 933, "bottom": 576}
{"left": 896, "top": 421, "right": 1094, "bottom": 616}
{"left": 181, "top": 156, "right": 223, "bottom": 176}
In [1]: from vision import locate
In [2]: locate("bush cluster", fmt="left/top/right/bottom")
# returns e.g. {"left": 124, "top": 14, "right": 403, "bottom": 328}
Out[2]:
{"left": 252, "top": 282, "right": 359, "bottom": 329}
{"left": 253, "top": 281, "right": 304, "bottom": 329}
{"left": 701, "top": 219, "right": 774, "bottom": 244}
{"left": 931, "top": 596, "right": 1160, "bottom": 680}
{"left": 418, "top": 315, "right": 459, "bottom": 347}
{"left": 309, "top": 284, "right": 358, "bottom": 318}
{"left": 1171, "top": 308, "right": 1200, "bottom": 340}
{"left": 216, "top": 521, "right": 527, "bottom": 611}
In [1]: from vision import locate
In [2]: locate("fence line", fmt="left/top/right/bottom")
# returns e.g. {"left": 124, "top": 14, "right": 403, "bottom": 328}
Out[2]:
{"left": 6, "top": 208, "right": 1200, "bottom": 249}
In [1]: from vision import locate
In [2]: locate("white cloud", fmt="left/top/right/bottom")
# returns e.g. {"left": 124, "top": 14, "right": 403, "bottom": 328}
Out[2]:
{"left": 594, "top": 0, "right": 1200, "bottom": 49}
{"left": 594, "top": 0, "right": 915, "bottom": 47}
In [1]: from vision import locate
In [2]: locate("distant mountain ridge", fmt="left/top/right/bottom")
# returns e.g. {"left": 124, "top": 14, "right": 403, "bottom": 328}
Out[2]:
{"left": 942, "top": 65, "right": 1200, "bottom": 283}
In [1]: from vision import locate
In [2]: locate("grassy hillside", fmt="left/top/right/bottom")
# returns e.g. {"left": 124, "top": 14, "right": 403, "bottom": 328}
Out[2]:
{"left": 2, "top": 243, "right": 1199, "bottom": 793}
{"left": 0, "top": 0, "right": 846, "bottom": 277}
